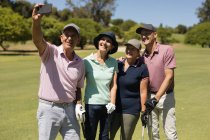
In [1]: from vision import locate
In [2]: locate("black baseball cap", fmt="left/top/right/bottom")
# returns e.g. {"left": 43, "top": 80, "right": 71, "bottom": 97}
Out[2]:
{"left": 136, "top": 23, "right": 156, "bottom": 34}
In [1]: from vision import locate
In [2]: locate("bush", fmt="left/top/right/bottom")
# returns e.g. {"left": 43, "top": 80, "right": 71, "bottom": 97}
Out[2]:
{"left": 157, "top": 27, "right": 172, "bottom": 44}
{"left": 41, "top": 17, "right": 65, "bottom": 45}
{"left": 66, "top": 18, "right": 103, "bottom": 49}
{"left": 185, "top": 22, "right": 210, "bottom": 47}
{"left": 0, "top": 7, "right": 31, "bottom": 50}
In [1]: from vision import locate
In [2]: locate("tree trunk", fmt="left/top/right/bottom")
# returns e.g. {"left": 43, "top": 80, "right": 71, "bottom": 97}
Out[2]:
{"left": 0, "top": 42, "right": 8, "bottom": 51}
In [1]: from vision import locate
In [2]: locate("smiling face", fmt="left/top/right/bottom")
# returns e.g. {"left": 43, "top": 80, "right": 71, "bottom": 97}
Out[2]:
{"left": 140, "top": 29, "right": 157, "bottom": 46}
{"left": 98, "top": 36, "right": 113, "bottom": 54}
{"left": 60, "top": 28, "right": 80, "bottom": 51}
{"left": 125, "top": 44, "right": 140, "bottom": 59}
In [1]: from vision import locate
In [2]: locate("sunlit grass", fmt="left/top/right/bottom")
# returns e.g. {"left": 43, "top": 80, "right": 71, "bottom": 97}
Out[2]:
{"left": 0, "top": 45, "right": 210, "bottom": 140}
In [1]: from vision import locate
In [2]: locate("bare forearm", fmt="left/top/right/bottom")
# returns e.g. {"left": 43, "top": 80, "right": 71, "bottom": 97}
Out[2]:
{"left": 141, "top": 92, "right": 147, "bottom": 112}
{"left": 110, "top": 85, "right": 117, "bottom": 104}
{"left": 32, "top": 21, "right": 43, "bottom": 45}
{"left": 110, "top": 72, "right": 117, "bottom": 104}
{"left": 75, "top": 88, "right": 82, "bottom": 104}
{"left": 140, "top": 78, "right": 149, "bottom": 112}
{"left": 32, "top": 4, "right": 47, "bottom": 55}
{"left": 155, "top": 69, "right": 174, "bottom": 100}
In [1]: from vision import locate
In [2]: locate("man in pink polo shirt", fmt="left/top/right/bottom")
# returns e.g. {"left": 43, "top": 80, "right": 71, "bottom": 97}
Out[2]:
{"left": 136, "top": 23, "right": 178, "bottom": 140}
{"left": 32, "top": 4, "right": 85, "bottom": 140}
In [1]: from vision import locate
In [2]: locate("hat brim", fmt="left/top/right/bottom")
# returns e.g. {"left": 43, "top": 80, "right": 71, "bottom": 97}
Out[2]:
{"left": 124, "top": 43, "right": 140, "bottom": 50}
{"left": 136, "top": 25, "right": 156, "bottom": 34}
{"left": 124, "top": 43, "right": 132, "bottom": 47}
{"left": 136, "top": 27, "right": 144, "bottom": 34}
{"left": 94, "top": 34, "right": 118, "bottom": 54}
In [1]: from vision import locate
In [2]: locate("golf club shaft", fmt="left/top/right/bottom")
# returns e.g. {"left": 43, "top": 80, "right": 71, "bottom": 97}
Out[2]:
{"left": 148, "top": 114, "right": 153, "bottom": 140}
{"left": 81, "top": 122, "right": 86, "bottom": 138}
{"left": 141, "top": 125, "right": 145, "bottom": 140}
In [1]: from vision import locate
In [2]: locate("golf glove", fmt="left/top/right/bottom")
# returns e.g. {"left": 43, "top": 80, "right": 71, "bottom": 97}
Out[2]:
{"left": 145, "top": 97, "right": 158, "bottom": 114}
{"left": 75, "top": 104, "right": 85, "bottom": 122}
{"left": 106, "top": 103, "right": 116, "bottom": 114}
{"left": 141, "top": 112, "right": 148, "bottom": 128}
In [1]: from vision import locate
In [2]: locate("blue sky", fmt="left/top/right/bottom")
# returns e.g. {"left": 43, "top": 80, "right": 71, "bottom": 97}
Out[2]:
{"left": 28, "top": 0, "right": 204, "bottom": 27}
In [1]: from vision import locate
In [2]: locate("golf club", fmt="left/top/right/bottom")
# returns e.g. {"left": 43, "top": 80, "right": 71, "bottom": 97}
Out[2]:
{"left": 81, "top": 112, "right": 86, "bottom": 139}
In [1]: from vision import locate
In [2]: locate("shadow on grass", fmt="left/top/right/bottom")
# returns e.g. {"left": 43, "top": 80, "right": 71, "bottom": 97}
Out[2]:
{"left": 0, "top": 50, "right": 38, "bottom": 56}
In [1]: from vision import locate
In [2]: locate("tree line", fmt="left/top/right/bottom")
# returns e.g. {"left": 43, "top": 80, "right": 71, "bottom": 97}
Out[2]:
{"left": 0, "top": 0, "right": 210, "bottom": 50}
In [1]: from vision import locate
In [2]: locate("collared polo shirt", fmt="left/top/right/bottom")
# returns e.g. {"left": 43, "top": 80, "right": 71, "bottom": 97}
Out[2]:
{"left": 116, "top": 59, "right": 149, "bottom": 115}
{"left": 84, "top": 53, "right": 118, "bottom": 104}
{"left": 38, "top": 43, "right": 85, "bottom": 103}
{"left": 143, "top": 43, "right": 176, "bottom": 92}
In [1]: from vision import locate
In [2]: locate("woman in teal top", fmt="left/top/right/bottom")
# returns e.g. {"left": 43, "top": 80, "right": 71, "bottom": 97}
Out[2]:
{"left": 84, "top": 32, "right": 118, "bottom": 140}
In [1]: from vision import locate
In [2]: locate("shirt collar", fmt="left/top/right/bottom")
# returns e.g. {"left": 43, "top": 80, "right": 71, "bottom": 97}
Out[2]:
{"left": 58, "top": 45, "right": 81, "bottom": 62}
{"left": 89, "top": 53, "right": 96, "bottom": 60}
{"left": 89, "top": 53, "right": 110, "bottom": 62}
{"left": 144, "top": 43, "right": 160, "bottom": 57}
{"left": 121, "top": 58, "right": 141, "bottom": 67}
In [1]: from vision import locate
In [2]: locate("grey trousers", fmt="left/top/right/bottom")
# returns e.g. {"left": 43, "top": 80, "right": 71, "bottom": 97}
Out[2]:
{"left": 37, "top": 101, "right": 80, "bottom": 140}
{"left": 110, "top": 112, "right": 140, "bottom": 140}
{"left": 150, "top": 92, "right": 178, "bottom": 140}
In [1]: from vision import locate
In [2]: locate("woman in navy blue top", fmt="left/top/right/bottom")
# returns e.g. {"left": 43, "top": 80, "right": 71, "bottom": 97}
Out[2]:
{"left": 110, "top": 39, "right": 149, "bottom": 140}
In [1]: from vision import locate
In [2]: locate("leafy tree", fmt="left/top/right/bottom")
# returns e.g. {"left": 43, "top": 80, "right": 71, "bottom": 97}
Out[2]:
{"left": 157, "top": 24, "right": 172, "bottom": 44}
{"left": 109, "top": 25, "right": 124, "bottom": 39}
{"left": 111, "top": 18, "right": 124, "bottom": 26}
{"left": 0, "top": 0, "right": 33, "bottom": 18}
{"left": 57, "top": 8, "right": 72, "bottom": 21}
{"left": 0, "top": 7, "right": 31, "bottom": 50}
{"left": 11, "top": 0, "right": 33, "bottom": 18}
{"left": 185, "top": 22, "right": 210, "bottom": 48}
{"left": 124, "top": 24, "right": 140, "bottom": 42}
{"left": 71, "top": 6, "right": 91, "bottom": 19}
{"left": 197, "top": 0, "right": 210, "bottom": 23}
{"left": 120, "top": 20, "right": 137, "bottom": 31}
{"left": 66, "top": 0, "right": 116, "bottom": 26}
{"left": 66, "top": 18, "right": 103, "bottom": 49}
{"left": 175, "top": 24, "right": 188, "bottom": 34}
{"left": 99, "top": 10, "right": 112, "bottom": 27}
{"left": 0, "top": 0, "right": 13, "bottom": 7}
{"left": 41, "top": 17, "right": 65, "bottom": 45}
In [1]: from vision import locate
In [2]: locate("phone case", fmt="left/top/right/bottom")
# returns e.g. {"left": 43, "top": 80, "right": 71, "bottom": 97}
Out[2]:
{"left": 37, "top": 4, "right": 52, "bottom": 14}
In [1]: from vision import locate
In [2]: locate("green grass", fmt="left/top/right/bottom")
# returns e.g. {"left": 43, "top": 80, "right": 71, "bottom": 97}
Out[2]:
{"left": 172, "top": 33, "right": 185, "bottom": 43}
{"left": 173, "top": 47, "right": 210, "bottom": 139}
{"left": 0, "top": 45, "right": 210, "bottom": 140}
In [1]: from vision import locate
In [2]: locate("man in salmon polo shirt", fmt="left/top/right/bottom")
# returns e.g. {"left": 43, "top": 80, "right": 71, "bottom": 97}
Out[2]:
{"left": 136, "top": 23, "right": 178, "bottom": 140}
{"left": 32, "top": 4, "right": 85, "bottom": 140}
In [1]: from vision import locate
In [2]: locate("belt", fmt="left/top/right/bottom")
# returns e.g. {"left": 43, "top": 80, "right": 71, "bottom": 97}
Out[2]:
{"left": 39, "top": 98, "right": 73, "bottom": 108}
{"left": 150, "top": 90, "right": 173, "bottom": 94}
{"left": 150, "top": 91, "right": 157, "bottom": 94}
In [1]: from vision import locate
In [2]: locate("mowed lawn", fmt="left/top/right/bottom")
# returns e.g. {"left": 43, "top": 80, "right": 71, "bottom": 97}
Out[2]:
{"left": 0, "top": 45, "right": 210, "bottom": 140}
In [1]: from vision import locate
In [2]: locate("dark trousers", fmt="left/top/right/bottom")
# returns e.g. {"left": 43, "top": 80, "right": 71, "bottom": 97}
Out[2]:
{"left": 85, "top": 104, "right": 109, "bottom": 140}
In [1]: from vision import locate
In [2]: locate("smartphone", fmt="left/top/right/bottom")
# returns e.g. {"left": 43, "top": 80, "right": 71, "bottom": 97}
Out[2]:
{"left": 37, "top": 4, "right": 52, "bottom": 15}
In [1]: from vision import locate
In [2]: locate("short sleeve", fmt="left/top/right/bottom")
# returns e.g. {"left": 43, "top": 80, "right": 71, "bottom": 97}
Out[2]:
{"left": 164, "top": 47, "right": 176, "bottom": 69}
{"left": 40, "top": 42, "right": 55, "bottom": 63}
{"left": 140, "top": 64, "right": 149, "bottom": 79}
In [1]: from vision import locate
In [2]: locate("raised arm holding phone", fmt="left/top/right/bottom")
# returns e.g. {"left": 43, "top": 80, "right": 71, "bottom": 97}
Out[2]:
{"left": 32, "top": 4, "right": 85, "bottom": 140}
